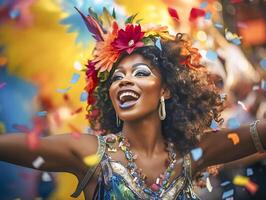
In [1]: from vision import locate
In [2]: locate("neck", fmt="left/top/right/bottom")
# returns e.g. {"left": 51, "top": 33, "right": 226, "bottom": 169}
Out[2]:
{"left": 121, "top": 112, "right": 165, "bottom": 157}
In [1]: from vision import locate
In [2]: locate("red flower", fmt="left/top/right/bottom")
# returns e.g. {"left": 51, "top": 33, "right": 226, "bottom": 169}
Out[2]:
{"left": 112, "top": 24, "right": 144, "bottom": 54}
{"left": 85, "top": 61, "right": 98, "bottom": 104}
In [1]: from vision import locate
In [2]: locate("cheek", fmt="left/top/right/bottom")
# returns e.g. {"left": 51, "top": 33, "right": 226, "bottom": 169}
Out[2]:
{"left": 140, "top": 79, "right": 162, "bottom": 105}
{"left": 109, "top": 84, "right": 118, "bottom": 108}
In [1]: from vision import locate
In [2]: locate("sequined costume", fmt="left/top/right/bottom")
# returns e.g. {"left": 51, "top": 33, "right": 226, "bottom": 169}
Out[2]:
{"left": 72, "top": 135, "right": 201, "bottom": 200}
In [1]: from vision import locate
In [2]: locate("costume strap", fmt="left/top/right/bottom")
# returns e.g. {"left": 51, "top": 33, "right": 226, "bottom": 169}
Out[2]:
{"left": 71, "top": 135, "right": 106, "bottom": 198}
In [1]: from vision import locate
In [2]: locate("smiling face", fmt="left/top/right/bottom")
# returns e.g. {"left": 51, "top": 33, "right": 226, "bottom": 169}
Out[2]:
{"left": 109, "top": 54, "right": 165, "bottom": 122}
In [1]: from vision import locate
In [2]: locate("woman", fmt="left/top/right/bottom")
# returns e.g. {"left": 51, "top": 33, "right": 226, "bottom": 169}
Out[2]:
{"left": 0, "top": 8, "right": 266, "bottom": 200}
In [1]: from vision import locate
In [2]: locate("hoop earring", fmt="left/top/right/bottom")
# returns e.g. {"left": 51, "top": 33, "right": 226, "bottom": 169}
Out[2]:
{"left": 116, "top": 113, "right": 121, "bottom": 127}
{"left": 159, "top": 96, "right": 166, "bottom": 120}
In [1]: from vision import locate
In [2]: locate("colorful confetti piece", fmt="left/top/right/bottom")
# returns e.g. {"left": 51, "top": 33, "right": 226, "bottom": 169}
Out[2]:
{"left": 206, "top": 50, "right": 218, "bottom": 61}
{"left": 245, "top": 180, "right": 258, "bottom": 194}
{"left": 199, "top": 1, "right": 208, "bottom": 9}
{"left": 227, "top": 133, "right": 240, "bottom": 145}
{"left": 155, "top": 38, "right": 162, "bottom": 51}
{"left": 214, "top": 23, "right": 223, "bottom": 29}
{"left": 191, "top": 147, "right": 203, "bottom": 161}
{"left": 246, "top": 168, "right": 254, "bottom": 176}
{"left": 12, "top": 124, "right": 30, "bottom": 133}
{"left": 189, "top": 8, "right": 206, "bottom": 21}
{"left": 221, "top": 181, "right": 231, "bottom": 187}
{"left": 37, "top": 111, "right": 48, "bottom": 117}
{"left": 233, "top": 175, "right": 249, "bottom": 186}
{"left": 237, "top": 101, "right": 248, "bottom": 111}
{"left": 56, "top": 86, "right": 71, "bottom": 94}
{"left": 0, "top": 82, "right": 6, "bottom": 89}
{"left": 70, "top": 73, "right": 80, "bottom": 84}
{"left": 222, "top": 189, "right": 234, "bottom": 199}
{"left": 74, "top": 61, "right": 83, "bottom": 71}
{"left": 227, "top": 118, "right": 240, "bottom": 129}
{"left": 261, "top": 80, "right": 266, "bottom": 91}
{"left": 260, "top": 58, "right": 266, "bottom": 70}
{"left": 80, "top": 91, "right": 88, "bottom": 102}
{"left": 206, "top": 177, "right": 213, "bottom": 192}
{"left": 42, "top": 172, "right": 52, "bottom": 182}
{"left": 205, "top": 12, "right": 212, "bottom": 20}
{"left": 32, "top": 156, "right": 45, "bottom": 169}
{"left": 210, "top": 119, "right": 219, "bottom": 130}
{"left": 71, "top": 107, "right": 83, "bottom": 115}
{"left": 83, "top": 154, "right": 100, "bottom": 166}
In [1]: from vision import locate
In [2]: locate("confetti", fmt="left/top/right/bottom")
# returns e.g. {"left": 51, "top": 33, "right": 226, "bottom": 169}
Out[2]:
{"left": 199, "top": 1, "right": 208, "bottom": 9}
{"left": 222, "top": 189, "right": 234, "bottom": 199}
{"left": 42, "top": 172, "right": 52, "bottom": 182}
{"left": 0, "top": 82, "right": 6, "bottom": 89}
{"left": 32, "top": 156, "right": 45, "bottom": 169}
{"left": 9, "top": 9, "right": 20, "bottom": 19}
{"left": 206, "top": 50, "right": 218, "bottom": 61}
{"left": 261, "top": 80, "right": 266, "bottom": 91}
{"left": 221, "top": 181, "right": 231, "bottom": 187}
{"left": 214, "top": 23, "right": 223, "bottom": 29}
{"left": 210, "top": 120, "right": 219, "bottom": 130}
{"left": 168, "top": 7, "right": 180, "bottom": 21}
{"left": 155, "top": 38, "right": 162, "bottom": 51}
{"left": 227, "top": 133, "right": 240, "bottom": 145}
{"left": 70, "top": 73, "right": 80, "bottom": 84}
{"left": 260, "top": 58, "right": 266, "bottom": 70}
{"left": 37, "top": 111, "right": 48, "bottom": 117}
{"left": 237, "top": 101, "right": 248, "bottom": 111}
{"left": 83, "top": 154, "right": 100, "bottom": 166}
{"left": 246, "top": 168, "right": 254, "bottom": 176}
{"left": 245, "top": 180, "right": 258, "bottom": 194}
{"left": 233, "top": 175, "right": 249, "bottom": 186}
{"left": 56, "top": 86, "right": 71, "bottom": 94}
{"left": 71, "top": 107, "right": 83, "bottom": 115}
{"left": 12, "top": 124, "right": 30, "bottom": 133}
{"left": 227, "top": 118, "right": 240, "bottom": 129}
{"left": 80, "top": 91, "right": 88, "bottom": 102}
{"left": 205, "top": 12, "right": 212, "bottom": 20}
{"left": 191, "top": 147, "right": 203, "bottom": 161}
{"left": 206, "top": 177, "right": 213, "bottom": 192}
{"left": 74, "top": 61, "right": 83, "bottom": 71}
{"left": 189, "top": 8, "right": 206, "bottom": 21}
{"left": 252, "top": 85, "right": 260, "bottom": 91}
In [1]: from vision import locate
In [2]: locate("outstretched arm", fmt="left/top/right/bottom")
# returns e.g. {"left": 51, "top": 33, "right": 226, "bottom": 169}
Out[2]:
{"left": 0, "top": 133, "right": 98, "bottom": 176}
{"left": 194, "top": 120, "right": 266, "bottom": 172}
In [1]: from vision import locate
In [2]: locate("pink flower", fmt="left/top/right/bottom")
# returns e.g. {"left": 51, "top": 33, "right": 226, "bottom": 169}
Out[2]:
{"left": 112, "top": 24, "right": 144, "bottom": 54}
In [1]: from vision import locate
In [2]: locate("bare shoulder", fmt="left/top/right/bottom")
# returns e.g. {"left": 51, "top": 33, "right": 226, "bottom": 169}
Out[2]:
{"left": 71, "top": 133, "right": 99, "bottom": 158}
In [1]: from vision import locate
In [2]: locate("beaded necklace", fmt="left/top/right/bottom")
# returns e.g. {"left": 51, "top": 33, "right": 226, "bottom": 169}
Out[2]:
{"left": 117, "top": 133, "right": 178, "bottom": 198}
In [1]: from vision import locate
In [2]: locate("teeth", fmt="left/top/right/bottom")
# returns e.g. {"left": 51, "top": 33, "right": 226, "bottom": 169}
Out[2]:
{"left": 119, "top": 91, "right": 139, "bottom": 101}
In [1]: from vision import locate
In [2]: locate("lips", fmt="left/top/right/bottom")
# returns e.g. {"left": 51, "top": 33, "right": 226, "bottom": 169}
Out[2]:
{"left": 117, "top": 89, "right": 140, "bottom": 109}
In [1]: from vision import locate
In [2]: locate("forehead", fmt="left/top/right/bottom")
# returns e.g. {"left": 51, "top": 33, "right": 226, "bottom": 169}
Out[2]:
{"left": 116, "top": 54, "right": 154, "bottom": 70}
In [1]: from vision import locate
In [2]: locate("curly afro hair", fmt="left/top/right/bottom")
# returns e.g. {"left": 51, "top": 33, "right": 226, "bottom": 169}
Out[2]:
{"left": 87, "top": 34, "right": 224, "bottom": 155}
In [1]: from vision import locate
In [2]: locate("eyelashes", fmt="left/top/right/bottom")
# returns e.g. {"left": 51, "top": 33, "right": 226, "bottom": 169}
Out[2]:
{"left": 111, "top": 66, "right": 152, "bottom": 82}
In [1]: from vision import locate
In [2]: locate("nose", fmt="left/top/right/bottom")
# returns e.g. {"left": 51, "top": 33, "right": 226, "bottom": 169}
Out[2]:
{"left": 118, "top": 77, "right": 134, "bottom": 87}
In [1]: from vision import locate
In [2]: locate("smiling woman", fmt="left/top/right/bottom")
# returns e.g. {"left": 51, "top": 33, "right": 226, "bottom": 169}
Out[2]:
{"left": 0, "top": 7, "right": 266, "bottom": 200}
